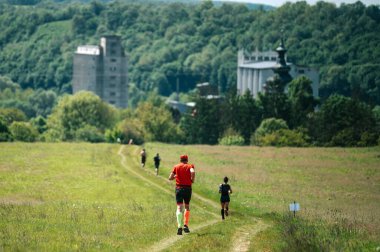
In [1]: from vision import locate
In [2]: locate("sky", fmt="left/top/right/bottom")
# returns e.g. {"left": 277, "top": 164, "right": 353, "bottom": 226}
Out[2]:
{"left": 222, "top": 0, "right": 379, "bottom": 7}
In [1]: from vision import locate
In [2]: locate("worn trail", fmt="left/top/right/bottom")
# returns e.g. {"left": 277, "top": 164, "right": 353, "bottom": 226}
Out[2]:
{"left": 117, "top": 145, "right": 270, "bottom": 252}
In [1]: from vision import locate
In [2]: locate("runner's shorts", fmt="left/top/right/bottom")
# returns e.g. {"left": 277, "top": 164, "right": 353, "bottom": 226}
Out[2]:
{"left": 220, "top": 195, "right": 230, "bottom": 203}
{"left": 175, "top": 187, "right": 192, "bottom": 204}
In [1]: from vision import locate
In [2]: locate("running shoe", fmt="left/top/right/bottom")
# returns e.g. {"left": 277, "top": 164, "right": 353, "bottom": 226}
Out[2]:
{"left": 183, "top": 225, "right": 190, "bottom": 233}
{"left": 177, "top": 227, "right": 183, "bottom": 235}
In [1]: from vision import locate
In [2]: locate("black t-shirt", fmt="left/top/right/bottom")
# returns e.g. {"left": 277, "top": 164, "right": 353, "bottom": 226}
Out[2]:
{"left": 219, "top": 183, "right": 231, "bottom": 196}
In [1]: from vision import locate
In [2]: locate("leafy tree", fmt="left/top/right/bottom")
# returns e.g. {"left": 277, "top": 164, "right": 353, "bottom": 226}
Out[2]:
{"left": 135, "top": 101, "right": 181, "bottom": 143}
{"left": 259, "top": 75, "right": 290, "bottom": 121}
{"left": 28, "top": 89, "right": 57, "bottom": 117}
{"left": 257, "top": 129, "right": 309, "bottom": 147}
{"left": 0, "top": 108, "right": 27, "bottom": 125}
{"left": 0, "top": 75, "right": 19, "bottom": 92}
{"left": 30, "top": 115, "right": 47, "bottom": 134}
{"left": 252, "top": 117, "right": 288, "bottom": 145}
{"left": 46, "top": 91, "right": 117, "bottom": 141}
{"left": 105, "top": 118, "right": 145, "bottom": 145}
{"left": 9, "top": 121, "right": 38, "bottom": 142}
{"left": 0, "top": 115, "right": 12, "bottom": 141}
{"left": 180, "top": 97, "right": 223, "bottom": 144}
{"left": 313, "top": 95, "right": 377, "bottom": 146}
{"left": 75, "top": 125, "right": 104, "bottom": 143}
{"left": 223, "top": 91, "right": 262, "bottom": 144}
{"left": 218, "top": 127, "right": 245, "bottom": 146}
{"left": 288, "top": 76, "right": 318, "bottom": 128}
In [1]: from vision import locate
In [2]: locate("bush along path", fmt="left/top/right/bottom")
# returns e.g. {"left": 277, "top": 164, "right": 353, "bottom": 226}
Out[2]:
{"left": 117, "top": 145, "right": 271, "bottom": 251}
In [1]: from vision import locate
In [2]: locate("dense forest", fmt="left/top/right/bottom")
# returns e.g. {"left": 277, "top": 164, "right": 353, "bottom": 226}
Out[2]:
{"left": 0, "top": 0, "right": 379, "bottom": 103}
{"left": 0, "top": 0, "right": 379, "bottom": 146}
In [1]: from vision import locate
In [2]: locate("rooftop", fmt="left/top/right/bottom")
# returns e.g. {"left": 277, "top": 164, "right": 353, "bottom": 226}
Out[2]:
{"left": 76, "top": 45, "right": 101, "bottom": 55}
{"left": 239, "top": 61, "right": 292, "bottom": 69}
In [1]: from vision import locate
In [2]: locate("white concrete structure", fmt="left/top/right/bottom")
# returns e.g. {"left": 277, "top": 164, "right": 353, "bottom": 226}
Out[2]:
{"left": 73, "top": 36, "right": 128, "bottom": 108}
{"left": 237, "top": 49, "right": 319, "bottom": 98}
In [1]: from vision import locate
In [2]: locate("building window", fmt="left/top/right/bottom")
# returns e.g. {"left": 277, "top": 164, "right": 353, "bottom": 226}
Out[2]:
{"left": 109, "top": 84, "right": 116, "bottom": 88}
{"left": 258, "top": 56, "right": 263, "bottom": 61}
{"left": 298, "top": 69, "right": 305, "bottom": 74}
{"left": 109, "top": 100, "right": 115, "bottom": 104}
{"left": 271, "top": 57, "right": 276, "bottom": 61}
{"left": 110, "top": 76, "right": 116, "bottom": 80}
{"left": 111, "top": 58, "right": 117, "bottom": 62}
{"left": 110, "top": 92, "right": 116, "bottom": 96}
{"left": 111, "top": 49, "right": 116, "bottom": 55}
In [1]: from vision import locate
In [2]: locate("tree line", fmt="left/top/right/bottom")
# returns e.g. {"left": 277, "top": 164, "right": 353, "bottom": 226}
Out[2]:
{"left": 1, "top": 74, "right": 379, "bottom": 147}
{"left": 0, "top": 0, "right": 379, "bottom": 146}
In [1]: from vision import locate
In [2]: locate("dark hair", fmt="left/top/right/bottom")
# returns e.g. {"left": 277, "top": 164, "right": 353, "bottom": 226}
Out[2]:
{"left": 223, "top": 177, "right": 228, "bottom": 183}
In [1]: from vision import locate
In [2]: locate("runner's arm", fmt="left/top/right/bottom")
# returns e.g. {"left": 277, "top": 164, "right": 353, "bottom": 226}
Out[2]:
{"left": 168, "top": 172, "right": 176, "bottom": 180}
{"left": 190, "top": 167, "right": 195, "bottom": 183}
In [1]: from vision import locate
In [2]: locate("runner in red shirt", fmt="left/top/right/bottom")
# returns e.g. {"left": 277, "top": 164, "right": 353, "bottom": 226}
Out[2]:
{"left": 168, "top": 154, "right": 195, "bottom": 235}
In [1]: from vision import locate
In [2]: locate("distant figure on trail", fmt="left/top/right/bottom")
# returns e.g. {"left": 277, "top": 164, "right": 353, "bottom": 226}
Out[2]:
{"left": 128, "top": 139, "right": 133, "bottom": 145}
{"left": 153, "top": 153, "right": 161, "bottom": 176}
{"left": 219, "top": 177, "right": 232, "bottom": 220}
{"left": 168, "top": 155, "right": 195, "bottom": 235}
{"left": 140, "top": 149, "right": 146, "bottom": 167}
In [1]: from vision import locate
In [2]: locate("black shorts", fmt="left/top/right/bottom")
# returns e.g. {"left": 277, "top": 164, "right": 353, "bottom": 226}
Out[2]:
{"left": 220, "top": 195, "right": 230, "bottom": 203}
{"left": 175, "top": 187, "right": 192, "bottom": 205}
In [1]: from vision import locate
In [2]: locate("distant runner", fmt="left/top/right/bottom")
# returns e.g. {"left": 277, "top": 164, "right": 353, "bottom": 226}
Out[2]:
{"left": 153, "top": 153, "right": 161, "bottom": 176}
{"left": 219, "top": 177, "right": 232, "bottom": 220}
{"left": 140, "top": 149, "right": 146, "bottom": 167}
{"left": 168, "top": 155, "right": 195, "bottom": 235}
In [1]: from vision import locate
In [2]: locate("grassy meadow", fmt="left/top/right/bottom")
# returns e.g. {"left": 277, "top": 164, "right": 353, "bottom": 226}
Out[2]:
{"left": 0, "top": 143, "right": 214, "bottom": 251}
{"left": 0, "top": 142, "right": 379, "bottom": 251}
{"left": 144, "top": 143, "right": 380, "bottom": 250}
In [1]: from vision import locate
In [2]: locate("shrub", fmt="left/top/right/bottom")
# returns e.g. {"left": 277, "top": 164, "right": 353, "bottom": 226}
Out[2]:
{"left": 219, "top": 127, "right": 245, "bottom": 146}
{"left": 9, "top": 121, "right": 38, "bottom": 142}
{"left": 105, "top": 119, "right": 144, "bottom": 145}
{"left": 75, "top": 125, "right": 105, "bottom": 143}
{"left": 259, "top": 129, "right": 309, "bottom": 147}
{"left": 219, "top": 135, "right": 245, "bottom": 146}
{"left": 252, "top": 118, "right": 289, "bottom": 145}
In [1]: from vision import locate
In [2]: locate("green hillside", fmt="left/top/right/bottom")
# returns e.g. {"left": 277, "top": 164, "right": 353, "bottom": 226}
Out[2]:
{"left": 1, "top": 142, "right": 379, "bottom": 250}
{"left": 0, "top": 0, "right": 379, "bottom": 104}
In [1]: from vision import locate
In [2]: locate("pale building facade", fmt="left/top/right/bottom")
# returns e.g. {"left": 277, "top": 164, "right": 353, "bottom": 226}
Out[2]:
{"left": 237, "top": 49, "right": 319, "bottom": 98}
{"left": 73, "top": 35, "right": 128, "bottom": 108}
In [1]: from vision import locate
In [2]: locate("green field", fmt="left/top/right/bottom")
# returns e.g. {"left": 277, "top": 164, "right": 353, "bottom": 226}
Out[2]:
{"left": 0, "top": 142, "right": 379, "bottom": 251}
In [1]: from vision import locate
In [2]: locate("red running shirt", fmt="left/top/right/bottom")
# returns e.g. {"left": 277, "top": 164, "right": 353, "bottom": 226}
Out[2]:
{"left": 172, "top": 163, "right": 194, "bottom": 187}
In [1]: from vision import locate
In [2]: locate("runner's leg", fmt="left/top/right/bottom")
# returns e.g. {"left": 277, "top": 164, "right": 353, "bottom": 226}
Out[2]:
{"left": 176, "top": 204, "right": 184, "bottom": 228}
{"left": 184, "top": 204, "right": 190, "bottom": 227}
{"left": 221, "top": 202, "right": 225, "bottom": 219}
{"left": 225, "top": 202, "right": 229, "bottom": 216}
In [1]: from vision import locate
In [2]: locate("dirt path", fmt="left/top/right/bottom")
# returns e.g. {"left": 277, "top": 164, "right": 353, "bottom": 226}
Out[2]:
{"left": 118, "top": 145, "right": 221, "bottom": 251}
{"left": 231, "top": 219, "right": 270, "bottom": 252}
{"left": 118, "top": 145, "right": 270, "bottom": 251}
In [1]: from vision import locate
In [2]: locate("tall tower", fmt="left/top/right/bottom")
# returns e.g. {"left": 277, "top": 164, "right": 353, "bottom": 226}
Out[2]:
{"left": 272, "top": 36, "right": 292, "bottom": 86}
{"left": 72, "top": 35, "right": 128, "bottom": 108}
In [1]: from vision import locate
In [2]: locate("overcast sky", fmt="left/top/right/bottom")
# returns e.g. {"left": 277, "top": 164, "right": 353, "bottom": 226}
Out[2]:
{"left": 222, "top": 0, "right": 379, "bottom": 7}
